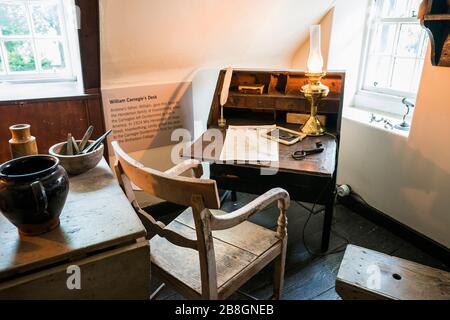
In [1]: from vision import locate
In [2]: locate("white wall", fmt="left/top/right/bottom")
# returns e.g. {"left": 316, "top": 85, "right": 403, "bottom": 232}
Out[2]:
{"left": 339, "top": 45, "right": 450, "bottom": 248}
{"left": 339, "top": 100, "right": 450, "bottom": 249}
{"left": 291, "top": 8, "right": 334, "bottom": 70}
{"left": 326, "top": 0, "right": 370, "bottom": 107}
{"left": 326, "top": 0, "right": 450, "bottom": 248}
{"left": 292, "top": 0, "right": 369, "bottom": 106}
{"left": 100, "top": 0, "right": 335, "bottom": 89}
{"left": 100, "top": 0, "right": 336, "bottom": 141}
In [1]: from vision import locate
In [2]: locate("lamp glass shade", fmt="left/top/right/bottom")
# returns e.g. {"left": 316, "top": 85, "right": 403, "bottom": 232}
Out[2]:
{"left": 307, "top": 25, "right": 324, "bottom": 73}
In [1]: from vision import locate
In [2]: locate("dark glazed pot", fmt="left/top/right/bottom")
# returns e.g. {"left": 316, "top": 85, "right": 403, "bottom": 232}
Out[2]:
{"left": 0, "top": 155, "right": 69, "bottom": 236}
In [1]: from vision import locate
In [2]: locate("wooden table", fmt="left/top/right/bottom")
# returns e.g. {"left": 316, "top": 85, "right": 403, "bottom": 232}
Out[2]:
{"left": 186, "top": 123, "right": 337, "bottom": 252}
{"left": 0, "top": 159, "right": 150, "bottom": 299}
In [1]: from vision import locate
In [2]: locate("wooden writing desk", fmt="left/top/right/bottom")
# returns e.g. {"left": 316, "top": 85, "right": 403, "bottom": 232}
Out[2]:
{"left": 186, "top": 69, "right": 345, "bottom": 252}
{"left": 0, "top": 159, "right": 150, "bottom": 299}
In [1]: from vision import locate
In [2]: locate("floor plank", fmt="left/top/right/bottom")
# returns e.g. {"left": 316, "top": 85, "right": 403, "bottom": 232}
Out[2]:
{"left": 311, "top": 287, "right": 341, "bottom": 300}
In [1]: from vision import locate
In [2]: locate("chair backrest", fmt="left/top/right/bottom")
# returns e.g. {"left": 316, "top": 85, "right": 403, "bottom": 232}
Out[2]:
{"left": 111, "top": 141, "right": 220, "bottom": 298}
{"left": 112, "top": 141, "right": 220, "bottom": 209}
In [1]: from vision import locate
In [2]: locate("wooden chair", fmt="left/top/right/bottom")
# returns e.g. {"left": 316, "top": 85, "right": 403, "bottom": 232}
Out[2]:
{"left": 111, "top": 141, "right": 290, "bottom": 300}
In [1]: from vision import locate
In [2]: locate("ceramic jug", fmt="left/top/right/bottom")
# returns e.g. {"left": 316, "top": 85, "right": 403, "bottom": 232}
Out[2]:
{"left": 9, "top": 124, "right": 38, "bottom": 159}
{"left": 0, "top": 155, "right": 69, "bottom": 236}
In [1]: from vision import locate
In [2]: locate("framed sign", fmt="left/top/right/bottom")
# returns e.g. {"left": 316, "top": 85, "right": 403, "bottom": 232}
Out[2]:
{"left": 102, "top": 82, "right": 193, "bottom": 155}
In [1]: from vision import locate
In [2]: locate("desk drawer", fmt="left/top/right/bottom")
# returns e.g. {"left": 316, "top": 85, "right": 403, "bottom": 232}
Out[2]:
{"left": 245, "top": 96, "right": 275, "bottom": 110}
{"left": 315, "top": 100, "right": 340, "bottom": 114}
{"left": 226, "top": 95, "right": 245, "bottom": 108}
{"left": 226, "top": 95, "right": 275, "bottom": 111}
{"left": 210, "top": 164, "right": 332, "bottom": 204}
{"left": 275, "top": 98, "right": 306, "bottom": 113}
{"left": 0, "top": 241, "right": 150, "bottom": 300}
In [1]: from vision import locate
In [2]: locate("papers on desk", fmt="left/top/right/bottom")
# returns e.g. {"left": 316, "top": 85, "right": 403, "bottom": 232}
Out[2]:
{"left": 219, "top": 125, "right": 279, "bottom": 162}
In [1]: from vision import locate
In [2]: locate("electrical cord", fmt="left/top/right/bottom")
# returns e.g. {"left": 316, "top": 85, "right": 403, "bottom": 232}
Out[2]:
{"left": 298, "top": 180, "right": 350, "bottom": 258}
{"left": 301, "top": 206, "right": 350, "bottom": 258}
{"left": 299, "top": 178, "right": 330, "bottom": 256}
{"left": 324, "top": 132, "right": 338, "bottom": 141}
{"left": 296, "top": 131, "right": 349, "bottom": 257}
{"left": 296, "top": 201, "right": 325, "bottom": 215}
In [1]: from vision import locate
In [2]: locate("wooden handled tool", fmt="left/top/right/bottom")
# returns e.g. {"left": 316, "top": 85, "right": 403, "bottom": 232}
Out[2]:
{"left": 66, "top": 133, "right": 73, "bottom": 155}
{"left": 71, "top": 136, "right": 80, "bottom": 154}
{"left": 82, "top": 129, "right": 112, "bottom": 154}
{"left": 78, "top": 125, "right": 94, "bottom": 152}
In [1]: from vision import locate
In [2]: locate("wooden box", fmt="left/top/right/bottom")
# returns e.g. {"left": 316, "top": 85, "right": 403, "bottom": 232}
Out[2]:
{"left": 336, "top": 245, "right": 450, "bottom": 300}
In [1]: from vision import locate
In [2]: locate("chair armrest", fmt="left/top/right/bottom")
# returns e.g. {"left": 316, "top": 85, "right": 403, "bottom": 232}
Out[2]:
{"left": 164, "top": 159, "right": 203, "bottom": 178}
{"left": 210, "top": 188, "right": 290, "bottom": 234}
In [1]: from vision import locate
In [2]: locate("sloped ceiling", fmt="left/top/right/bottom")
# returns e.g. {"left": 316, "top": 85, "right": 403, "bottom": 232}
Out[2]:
{"left": 100, "top": 0, "right": 335, "bottom": 86}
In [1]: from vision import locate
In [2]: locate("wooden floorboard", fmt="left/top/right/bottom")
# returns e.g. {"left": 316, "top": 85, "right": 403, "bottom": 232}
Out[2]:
{"left": 311, "top": 286, "right": 341, "bottom": 300}
{"left": 148, "top": 192, "right": 449, "bottom": 300}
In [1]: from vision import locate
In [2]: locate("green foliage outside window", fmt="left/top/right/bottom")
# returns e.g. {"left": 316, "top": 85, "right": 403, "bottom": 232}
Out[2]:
{"left": 5, "top": 41, "right": 36, "bottom": 72}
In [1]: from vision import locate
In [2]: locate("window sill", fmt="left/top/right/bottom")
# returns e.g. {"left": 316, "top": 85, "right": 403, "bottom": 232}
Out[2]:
{"left": 354, "top": 90, "right": 412, "bottom": 116}
{"left": 0, "top": 81, "right": 88, "bottom": 103}
{"left": 343, "top": 105, "right": 410, "bottom": 138}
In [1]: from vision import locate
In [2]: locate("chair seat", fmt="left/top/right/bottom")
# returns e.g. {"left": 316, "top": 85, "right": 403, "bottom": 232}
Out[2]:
{"left": 150, "top": 208, "right": 281, "bottom": 296}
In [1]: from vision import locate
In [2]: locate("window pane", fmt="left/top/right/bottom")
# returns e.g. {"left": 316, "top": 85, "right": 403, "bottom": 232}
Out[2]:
{"left": 377, "top": 0, "right": 409, "bottom": 18}
{"left": 364, "top": 55, "right": 392, "bottom": 89}
{"left": 31, "top": 2, "right": 61, "bottom": 36}
{"left": 0, "top": 50, "right": 4, "bottom": 73}
{"left": 396, "top": 24, "right": 423, "bottom": 57}
{"left": 391, "top": 57, "right": 416, "bottom": 92}
{"left": 419, "top": 31, "right": 428, "bottom": 58}
{"left": 5, "top": 40, "right": 36, "bottom": 72}
{"left": 37, "top": 39, "right": 66, "bottom": 71}
{"left": 376, "top": 0, "right": 395, "bottom": 17}
{"left": 0, "top": 2, "right": 30, "bottom": 36}
{"left": 363, "top": 0, "right": 427, "bottom": 97}
{"left": 371, "top": 23, "right": 397, "bottom": 54}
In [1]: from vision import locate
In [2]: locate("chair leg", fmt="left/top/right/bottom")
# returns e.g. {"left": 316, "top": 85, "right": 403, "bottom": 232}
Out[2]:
{"left": 273, "top": 239, "right": 287, "bottom": 300}
{"left": 150, "top": 283, "right": 166, "bottom": 300}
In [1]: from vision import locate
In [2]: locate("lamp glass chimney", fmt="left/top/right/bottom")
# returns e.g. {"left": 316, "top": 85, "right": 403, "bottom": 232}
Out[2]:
{"left": 307, "top": 25, "right": 324, "bottom": 73}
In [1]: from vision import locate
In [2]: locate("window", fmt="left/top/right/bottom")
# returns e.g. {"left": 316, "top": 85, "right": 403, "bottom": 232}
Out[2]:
{"left": 0, "top": 0, "right": 80, "bottom": 83}
{"left": 360, "top": 0, "right": 428, "bottom": 99}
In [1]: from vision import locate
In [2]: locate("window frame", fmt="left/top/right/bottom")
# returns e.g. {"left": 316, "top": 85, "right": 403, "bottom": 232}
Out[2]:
{"left": 355, "top": 0, "right": 428, "bottom": 115}
{"left": 0, "top": 0, "right": 80, "bottom": 83}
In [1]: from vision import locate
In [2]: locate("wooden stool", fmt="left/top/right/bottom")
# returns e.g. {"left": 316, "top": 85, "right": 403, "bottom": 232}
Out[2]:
{"left": 336, "top": 245, "right": 450, "bottom": 300}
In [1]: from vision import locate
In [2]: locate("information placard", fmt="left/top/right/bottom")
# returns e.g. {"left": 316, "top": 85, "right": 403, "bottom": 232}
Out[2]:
{"left": 102, "top": 82, "right": 193, "bottom": 155}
